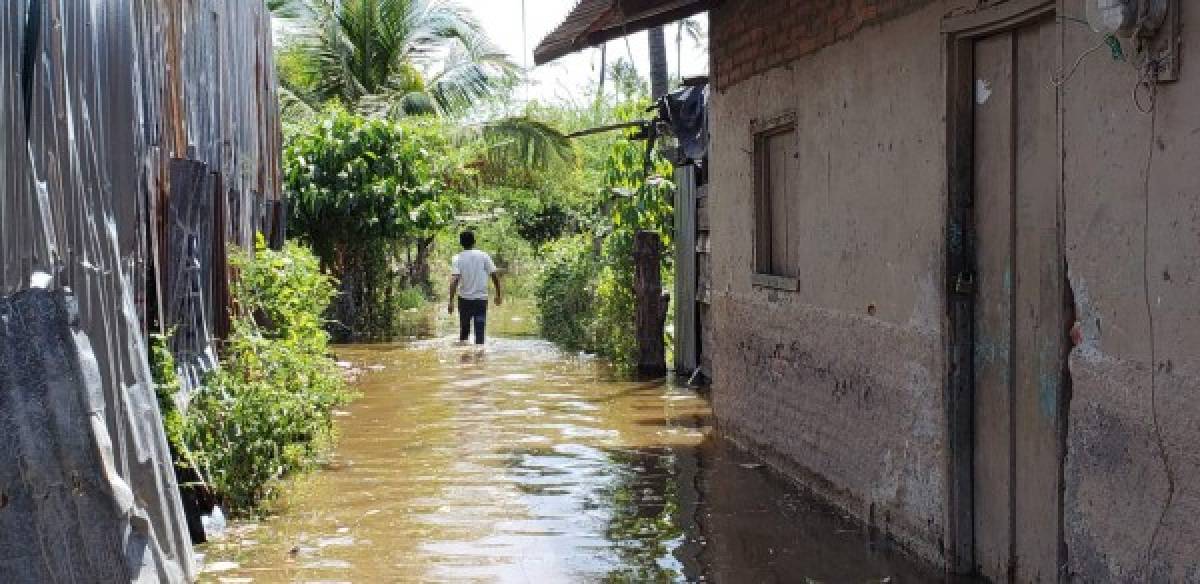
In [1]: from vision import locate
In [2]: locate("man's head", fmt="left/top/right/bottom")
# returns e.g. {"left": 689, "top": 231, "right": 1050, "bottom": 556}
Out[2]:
{"left": 459, "top": 230, "right": 476, "bottom": 250}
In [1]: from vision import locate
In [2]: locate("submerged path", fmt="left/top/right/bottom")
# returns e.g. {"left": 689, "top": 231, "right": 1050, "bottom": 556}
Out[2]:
{"left": 199, "top": 319, "right": 938, "bottom": 582}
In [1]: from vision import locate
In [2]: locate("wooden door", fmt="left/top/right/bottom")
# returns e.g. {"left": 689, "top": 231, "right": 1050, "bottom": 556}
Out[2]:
{"left": 971, "top": 15, "right": 1067, "bottom": 583}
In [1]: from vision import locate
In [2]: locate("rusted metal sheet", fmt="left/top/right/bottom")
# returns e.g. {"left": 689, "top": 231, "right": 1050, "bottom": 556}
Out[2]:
{"left": 1, "top": 1, "right": 284, "bottom": 581}
{"left": 166, "top": 159, "right": 218, "bottom": 394}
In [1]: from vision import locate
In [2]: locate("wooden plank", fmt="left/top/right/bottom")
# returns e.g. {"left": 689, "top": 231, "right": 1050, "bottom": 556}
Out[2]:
{"left": 752, "top": 274, "right": 799, "bottom": 291}
{"left": 971, "top": 30, "right": 1017, "bottom": 584}
{"left": 943, "top": 31, "right": 977, "bottom": 575}
{"left": 1012, "top": 17, "right": 1066, "bottom": 582}
{"left": 767, "top": 131, "right": 794, "bottom": 277}
{"left": 942, "top": 0, "right": 1054, "bottom": 34}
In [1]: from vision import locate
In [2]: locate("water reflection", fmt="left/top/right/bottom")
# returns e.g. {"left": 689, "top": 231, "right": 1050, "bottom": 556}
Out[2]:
{"left": 199, "top": 325, "right": 940, "bottom": 583}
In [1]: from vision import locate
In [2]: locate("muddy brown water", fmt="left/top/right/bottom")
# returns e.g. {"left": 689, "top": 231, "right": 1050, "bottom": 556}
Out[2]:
{"left": 198, "top": 307, "right": 941, "bottom": 583}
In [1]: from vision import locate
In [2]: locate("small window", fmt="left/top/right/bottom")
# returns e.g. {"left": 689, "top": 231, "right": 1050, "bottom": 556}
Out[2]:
{"left": 752, "top": 113, "right": 798, "bottom": 290}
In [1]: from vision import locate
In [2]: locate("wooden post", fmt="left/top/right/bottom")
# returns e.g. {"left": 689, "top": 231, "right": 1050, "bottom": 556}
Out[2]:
{"left": 634, "top": 230, "right": 669, "bottom": 377}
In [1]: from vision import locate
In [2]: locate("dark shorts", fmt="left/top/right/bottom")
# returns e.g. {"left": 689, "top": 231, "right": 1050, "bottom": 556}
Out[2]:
{"left": 457, "top": 298, "right": 488, "bottom": 344}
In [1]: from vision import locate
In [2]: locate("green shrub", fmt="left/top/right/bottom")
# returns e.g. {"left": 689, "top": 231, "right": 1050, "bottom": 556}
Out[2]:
{"left": 284, "top": 106, "right": 467, "bottom": 339}
{"left": 535, "top": 235, "right": 599, "bottom": 351}
{"left": 394, "top": 286, "right": 426, "bottom": 311}
{"left": 149, "top": 331, "right": 185, "bottom": 452}
{"left": 182, "top": 236, "right": 351, "bottom": 513}
{"left": 590, "top": 263, "right": 638, "bottom": 371}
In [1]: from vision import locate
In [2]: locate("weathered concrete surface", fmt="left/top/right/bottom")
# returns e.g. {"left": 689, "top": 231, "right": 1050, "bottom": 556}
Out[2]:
{"left": 1060, "top": 0, "right": 1200, "bottom": 580}
{"left": 0, "top": 289, "right": 187, "bottom": 583}
{"left": 707, "top": 2, "right": 952, "bottom": 565}
{"left": 708, "top": 0, "right": 1200, "bottom": 577}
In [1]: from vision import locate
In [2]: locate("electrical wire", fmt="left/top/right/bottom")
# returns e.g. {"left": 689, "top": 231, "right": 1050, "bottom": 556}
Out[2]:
{"left": 1052, "top": 38, "right": 1109, "bottom": 87}
{"left": 1137, "top": 62, "right": 1175, "bottom": 574}
{"left": 1133, "top": 57, "right": 1161, "bottom": 114}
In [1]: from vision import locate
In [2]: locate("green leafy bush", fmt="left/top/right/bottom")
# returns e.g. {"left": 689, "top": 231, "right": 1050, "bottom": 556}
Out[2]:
{"left": 510, "top": 196, "right": 574, "bottom": 246}
{"left": 149, "top": 331, "right": 185, "bottom": 452}
{"left": 181, "top": 237, "right": 351, "bottom": 513}
{"left": 535, "top": 235, "right": 599, "bottom": 351}
{"left": 394, "top": 286, "right": 426, "bottom": 311}
{"left": 284, "top": 106, "right": 468, "bottom": 338}
{"left": 534, "top": 120, "right": 675, "bottom": 370}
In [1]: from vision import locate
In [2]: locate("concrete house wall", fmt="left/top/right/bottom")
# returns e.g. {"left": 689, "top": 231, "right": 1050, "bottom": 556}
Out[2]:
{"left": 1059, "top": 0, "right": 1200, "bottom": 579}
{"left": 705, "top": 0, "right": 1200, "bottom": 579}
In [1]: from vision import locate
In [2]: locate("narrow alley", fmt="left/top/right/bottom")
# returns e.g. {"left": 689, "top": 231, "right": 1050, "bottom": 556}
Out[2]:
{"left": 7, "top": 1, "right": 1198, "bottom": 582}
{"left": 197, "top": 308, "right": 937, "bottom": 583}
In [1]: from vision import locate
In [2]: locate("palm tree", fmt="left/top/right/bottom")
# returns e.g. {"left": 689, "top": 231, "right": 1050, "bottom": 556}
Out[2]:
{"left": 272, "top": 0, "right": 572, "bottom": 170}
{"left": 271, "top": 0, "right": 517, "bottom": 116}
{"left": 269, "top": 0, "right": 572, "bottom": 299}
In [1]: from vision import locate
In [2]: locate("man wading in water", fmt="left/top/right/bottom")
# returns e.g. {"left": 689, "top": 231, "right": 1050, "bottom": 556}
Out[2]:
{"left": 447, "top": 231, "right": 502, "bottom": 344}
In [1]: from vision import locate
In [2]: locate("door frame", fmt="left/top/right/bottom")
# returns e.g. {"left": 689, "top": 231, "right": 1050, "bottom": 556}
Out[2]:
{"left": 940, "top": 0, "right": 1058, "bottom": 576}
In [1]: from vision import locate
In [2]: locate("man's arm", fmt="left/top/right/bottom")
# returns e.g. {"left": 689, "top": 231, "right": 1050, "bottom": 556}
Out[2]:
{"left": 447, "top": 275, "right": 461, "bottom": 314}
{"left": 490, "top": 272, "right": 503, "bottom": 306}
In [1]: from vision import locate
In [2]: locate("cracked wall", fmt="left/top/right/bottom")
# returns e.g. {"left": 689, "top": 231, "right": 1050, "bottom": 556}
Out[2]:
{"left": 708, "top": 0, "right": 1200, "bottom": 577}
{"left": 1060, "top": 0, "right": 1200, "bottom": 580}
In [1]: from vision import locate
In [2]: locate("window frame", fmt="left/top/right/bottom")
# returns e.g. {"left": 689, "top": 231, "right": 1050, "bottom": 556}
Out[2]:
{"left": 751, "top": 111, "right": 799, "bottom": 291}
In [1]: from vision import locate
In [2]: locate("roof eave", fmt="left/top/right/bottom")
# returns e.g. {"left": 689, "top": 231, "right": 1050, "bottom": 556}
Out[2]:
{"left": 534, "top": 0, "right": 711, "bottom": 66}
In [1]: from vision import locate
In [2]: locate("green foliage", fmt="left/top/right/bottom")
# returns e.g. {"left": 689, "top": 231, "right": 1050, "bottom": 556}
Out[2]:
{"left": 535, "top": 236, "right": 599, "bottom": 351}
{"left": 394, "top": 286, "right": 426, "bottom": 311}
{"left": 432, "top": 197, "right": 541, "bottom": 302}
{"left": 149, "top": 331, "right": 185, "bottom": 452}
{"left": 286, "top": 107, "right": 465, "bottom": 253}
{"left": 271, "top": 0, "right": 517, "bottom": 117}
{"left": 285, "top": 107, "right": 466, "bottom": 337}
{"left": 533, "top": 101, "right": 675, "bottom": 370}
{"left": 512, "top": 199, "right": 573, "bottom": 247}
{"left": 590, "top": 263, "right": 639, "bottom": 372}
{"left": 181, "top": 237, "right": 350, "bottom": 513}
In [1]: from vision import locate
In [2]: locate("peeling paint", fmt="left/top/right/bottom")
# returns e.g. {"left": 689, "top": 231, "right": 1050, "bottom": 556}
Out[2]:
{"left": 975, "top": 79, "right": 993, "bottom": 105}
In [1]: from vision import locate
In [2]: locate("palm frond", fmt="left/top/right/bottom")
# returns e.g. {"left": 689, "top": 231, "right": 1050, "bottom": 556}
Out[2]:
{"left": 278, "top": 86, "right": 319, "bottom": 129}
{"left": 428, "top": 45, "right": 517, "bottom": 115}
{"left": 678, "top": 17, "right": 706, "bottom": 46}
{"left": 274, "top": 0, "right": 517, "bottom": 116}
{"left": 468, "top": 116, "right": 575, "bottom": 172}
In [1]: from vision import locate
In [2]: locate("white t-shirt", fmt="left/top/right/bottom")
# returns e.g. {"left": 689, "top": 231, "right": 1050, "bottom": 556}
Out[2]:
{"left": 451, "top": 249, "right": 497, "bottom": 300}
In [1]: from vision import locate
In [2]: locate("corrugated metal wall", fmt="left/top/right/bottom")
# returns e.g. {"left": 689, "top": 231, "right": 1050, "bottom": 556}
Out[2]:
{"left": 0, "top": 1, "right": 283, "bottom": 581}
{"left": 674, "top": 165, "right": 699, "bottom": 374}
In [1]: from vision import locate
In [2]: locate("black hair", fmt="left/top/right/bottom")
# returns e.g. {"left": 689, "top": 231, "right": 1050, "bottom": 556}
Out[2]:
{"left": 459, "top": 231, "right": 476, "bottom": 249}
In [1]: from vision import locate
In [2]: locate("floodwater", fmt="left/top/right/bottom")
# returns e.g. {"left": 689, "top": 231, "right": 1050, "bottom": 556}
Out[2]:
{"left": 198, "top": 306, "right": 941, "bottom": 583}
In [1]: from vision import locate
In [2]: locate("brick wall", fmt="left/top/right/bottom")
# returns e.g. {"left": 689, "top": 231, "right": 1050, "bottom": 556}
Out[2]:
{"left": 711, "top": 0, "right": 936, "bottom": 89}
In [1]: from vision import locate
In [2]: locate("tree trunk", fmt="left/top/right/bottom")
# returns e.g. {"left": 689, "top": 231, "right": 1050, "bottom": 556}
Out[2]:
{"left": 648, "top": 26, "right": 669, "bottom": 100}
{"left": 634, "top": 231, "right": 668, "bottom": 377}
{"left": 597, "top": 44, "right": 608, "bottom": 99}
{"left": 414, "top": 236, "right": 436, "bottom": 296}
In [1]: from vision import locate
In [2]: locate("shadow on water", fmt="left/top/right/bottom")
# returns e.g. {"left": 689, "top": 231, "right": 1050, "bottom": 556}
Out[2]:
{"left": 198, "top": 321, "right": 950, "bottom": 583}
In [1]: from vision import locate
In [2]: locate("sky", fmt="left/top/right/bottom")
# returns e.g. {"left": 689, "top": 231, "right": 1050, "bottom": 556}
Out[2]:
{"left": 467, "top": 0, "right": 709, "bottom": 105}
